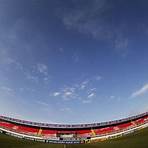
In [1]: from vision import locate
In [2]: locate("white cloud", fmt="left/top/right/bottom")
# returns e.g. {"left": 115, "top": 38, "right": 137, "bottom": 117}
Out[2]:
{"left": 64, "top": 91, "right": 72, "bottom": 96}
{"left": 63, "top": 91, "right": 73, "bottom": 100}
{"left": 59, "top": 47, "right": 64, "bottom": 52}
{"left": 53, "top": 92, "right": 61, "bottom": 97}
{"left": 0, "top": 86, "right": 15, "bottom": 96}
{"left": 25, "top": 72, "right": 38, "bottom": 83}
{"left": 81, "top": 92, "right": 95, "bottom": 104}
{"left": 60, "top": 107, "right": 71, "bottom": 112}
{"left": 43, "top": 77, "right": 49, "bottom": 82}
{"left": 64, "top": 87, "right": 76, "bottom": 93}
{"left": 72, "top": 53, "right": 79, "bottom": 63}
{"left": 2, "top": 57, "right": 16, "bottom": 65}
{"left": 80, "top": 84, "right": 86, "bottom": 90}
{"left": 79, "top": 80, "right": 89, "bottom": 90}
{"left": 87, "top": 88, "right": 97, "bottom": 95}
{"left": 51, "top": 86, "right": 77, "bottom": 101}
{"left": 61, "top": 0, "right": 107, "bottom": 38}
{"left": 95, "top": 75, "right": 102, "bottom": 81}
{"left": 36, "top": 100, "right": 49, "bottom": 106}
{"left": 115, "top": 38, "right": 128, "bottom": 50}
{"left": 50, "top": 76, "right": 100, "bottom": 102}
{"left": 110, "top": 95, "right": 115, "bottom": 99}
{"left": 114, "top": 37, "right": 129, "bottom": 57}
{"left": 82, "top": 99, "right": 92, "bottom": 104}
{"left": 90, "top": 88, "right": 97, "bottom": 91}
{"left": 18, "top": 87, "right": 36, "bottom": 93}
{"left": 37, "top": 63, "right": 48, "bottom": 76}
{"left": 79, "top": 76, "right": 102, "bottom": 90}
{"left": 0, "top": 86, "right": 13, "bottom": 92}
{"left": 30, "top": 63, "right": 50, "bottom": 83}
{"left": 88, "top": 93, "right": 95, "bottom": 98}
{"left": 58, "top": 1, "right": 130, "bottom": 56}
{"left": 131, "top": 84, "right": 148, "bottom": 98}
{"left": 61, "top": 86, "right": 78, "bottom": 101}
{"left": 1, "top": 57, "right": 24, "bottom": 71}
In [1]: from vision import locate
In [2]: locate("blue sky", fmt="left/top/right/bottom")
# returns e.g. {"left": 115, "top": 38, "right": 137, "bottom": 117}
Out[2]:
{"left": 0, "top": 0, "right": 148, "bottom": 124}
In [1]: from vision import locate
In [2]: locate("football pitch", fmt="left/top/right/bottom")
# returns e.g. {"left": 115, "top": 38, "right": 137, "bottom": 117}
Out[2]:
{"left": 0, "top": 128, "right": 148, "bottom": 148}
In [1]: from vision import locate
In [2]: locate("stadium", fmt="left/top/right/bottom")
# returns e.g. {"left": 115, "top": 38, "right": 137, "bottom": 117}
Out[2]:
{"left": 1, "top": 0, "right": 148, "bottom": 148}
{"left": 0, "top": 112, "right": 148, "bottom": 144}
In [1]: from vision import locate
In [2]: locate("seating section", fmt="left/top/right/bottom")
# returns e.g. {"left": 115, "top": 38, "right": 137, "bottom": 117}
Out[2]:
{"left": 77, "top": 129, "right": 93, "bottom": 138}
{"left": 0, "top": 121, "right": 14, "bottom": 129}
{"left": 0, "top": 121, "right": 38, "bottom": 135}
{"left": 0, "top": 115, "right": 148, "bottom": 139}
{"left": 41, "top": 129, "right": 57, "bottom": 139}
{"left": 15, "top": 125, "right": 38, "bottom": 135}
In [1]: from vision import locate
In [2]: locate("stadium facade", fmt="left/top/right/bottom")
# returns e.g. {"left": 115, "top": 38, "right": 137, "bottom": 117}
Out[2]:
{"left": 0, "top": 112, "right": 148, "bottom": 144}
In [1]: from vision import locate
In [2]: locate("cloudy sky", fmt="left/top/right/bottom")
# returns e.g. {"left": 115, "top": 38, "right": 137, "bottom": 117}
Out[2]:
{"left": 0, "top": 0, "right": 148, "bottom": 124}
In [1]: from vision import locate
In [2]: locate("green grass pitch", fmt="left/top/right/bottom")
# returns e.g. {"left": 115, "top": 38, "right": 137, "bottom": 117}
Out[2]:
{"left": 0, "top": 128, "right": 148, "bottom": 148}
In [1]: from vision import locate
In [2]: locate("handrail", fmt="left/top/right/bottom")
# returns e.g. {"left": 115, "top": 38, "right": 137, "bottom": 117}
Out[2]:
{"left": 0, "top": 112, "right": 148, "bottom": 129}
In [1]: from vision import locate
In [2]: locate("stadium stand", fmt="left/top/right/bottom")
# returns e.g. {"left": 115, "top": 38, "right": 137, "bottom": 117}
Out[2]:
{"left": 0, "top": 112, "right": 148, "bottom": 144}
